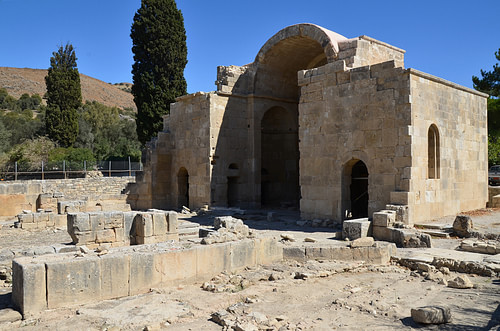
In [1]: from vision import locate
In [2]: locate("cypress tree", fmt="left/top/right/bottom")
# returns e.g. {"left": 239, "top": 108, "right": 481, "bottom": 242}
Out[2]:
{"left": 45, "top": 43, "right": 82, "bottom": 147}
{"left": 131, "top": 0, "right": 188, "bottom": 145}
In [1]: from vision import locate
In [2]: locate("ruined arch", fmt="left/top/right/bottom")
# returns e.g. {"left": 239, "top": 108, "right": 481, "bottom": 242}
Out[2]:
{"left": 251, "top": 24, "right": 347, "bottom": 101}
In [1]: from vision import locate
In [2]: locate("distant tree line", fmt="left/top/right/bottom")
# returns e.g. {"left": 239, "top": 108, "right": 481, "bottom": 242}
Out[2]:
{"left": 474, "top": 48, "right": 500, "bottom": 166}
{"left": 0, "top": 45, "right": 141, "bottom": 173}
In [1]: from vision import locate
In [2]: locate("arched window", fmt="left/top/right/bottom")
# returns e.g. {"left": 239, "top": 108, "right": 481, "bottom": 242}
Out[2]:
{"left": 428, "top": 124, "right": 440, "bottom": 179}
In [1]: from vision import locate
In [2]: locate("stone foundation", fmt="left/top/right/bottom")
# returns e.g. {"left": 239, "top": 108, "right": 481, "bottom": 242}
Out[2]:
{"left": 67, "top": 211, "right": 179, "bottom": 248}
{"left": 12, "top": 237, "right": 283, "bottom": 318}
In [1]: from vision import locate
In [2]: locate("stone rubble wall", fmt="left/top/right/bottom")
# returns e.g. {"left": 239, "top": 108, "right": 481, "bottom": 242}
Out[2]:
{"left": 0, "top": 176, "right": 135, "bottom": 217}
{"left": 12, "top": 237, "right": 283, "bottom": 318}
{"left": 66, "top": 211, "right": 179, "bottom": 248}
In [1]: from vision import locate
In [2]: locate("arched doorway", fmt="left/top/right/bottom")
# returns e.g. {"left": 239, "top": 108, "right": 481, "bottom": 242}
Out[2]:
{"left": 260, "top": 106, "right": 299, "bottom": 207}
{"left": 177, "top": 167, "right": 189, "bottom": 208}
{"left": 343, "top": 160, "right": 369, "bottom": 219}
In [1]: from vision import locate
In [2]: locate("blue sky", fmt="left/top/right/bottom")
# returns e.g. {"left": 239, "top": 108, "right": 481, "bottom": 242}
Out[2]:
{"left": 0, "top": 0, "right": 499, "bottom": 94}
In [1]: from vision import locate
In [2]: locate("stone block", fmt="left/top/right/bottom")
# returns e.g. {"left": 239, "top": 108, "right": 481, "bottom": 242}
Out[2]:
{"left": 20, "top": 222, "right": 38, "bottom": 230}
{"left": 411, "top": 306, "right": 451, "bottom": 324}
{"left": 152, "top": 213, "right": 167, "bottom": 235}
{"left": 352, "top": 247, "right": 370, "bottom": 261}
{"left": 351, "top": 237, "right": 374, "bottom": 248}
{"left": 96, "top": 229, "right": 116, "bottom": 243}
{"left": 196, "top": 243, "right": 230, "bottom": 281}
{"left": 135, "top": 213, "right": 153, "bottom": 238}
{"left": 373, "top": 225, "right": 393, "bottom": 242}
{"left": 283, "top": 247, "right": 306, "bottom": 262}
{"left": 342, "top": 218, "right": 371, "bottom": 240}
{"left": 104, "top": 212, "right": 124, "bottom": 229}
{"left": 166, "top": 211, "right": 178, "bottom": 233}
{"left": 165, "top": 232, "right": 179, "bottom": 241}
{"left": 12, "top": 258, "right": 47, "bottom": 317}
{"left": 157, "top": 248, "right": 197, "bottom": 286}
{"left": 254, "top": 237, "right": 283, "bottom": 265}
{"left": 90, "top": 212, "right": 105, "bottom": 231}
{"left": 18, "top": 213, "right": 34, "bottom": 223}
{"left": 372, "top": 210, "right": 396, "bottom": 227}
{"left": 53, "top": 214, "right": 67, "bottom": 228}
{"left": 129, "top": 252, "right": 162, "bottom": 296}
{"left": 385, "top": 204, "right": 410, "bottom": 225}
{"left": 114, "top": 227, "right": 125, "bottom": 243}
{"left": 230, "top": 239, "right": 256, "bottom": 271}
{"left": 100, "top": 254, "right": 130, "bottom": 300}
{"left": 453, "top": 215, "right": 473, "bottom": 238}
{"left": 67, "top": 213, "right": 90, "bottom": 232}
{"left": 46, "top": 256, "right": 101, "bottom": 309}
{"left": 331, "top": 247, "right": 354, "bottom": 261}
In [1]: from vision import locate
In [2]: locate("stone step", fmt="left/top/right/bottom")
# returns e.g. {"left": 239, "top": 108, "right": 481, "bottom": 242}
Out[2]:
{"left": 415, "top": 223, "right": 452, "bottom": 230}
{"left": 178, "top": 220, "right": 200, "bottom": 240}
{"left": 421, "top": 230, "right": 450, "bottom": 238}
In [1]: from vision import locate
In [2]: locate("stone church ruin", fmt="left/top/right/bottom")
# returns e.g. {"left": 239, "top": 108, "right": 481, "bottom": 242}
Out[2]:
{"left": 131, "top": 23, "right": 488, "bottom": 225}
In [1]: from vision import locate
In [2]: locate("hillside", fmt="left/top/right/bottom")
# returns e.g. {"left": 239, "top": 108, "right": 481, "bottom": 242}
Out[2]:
{"left": 0, "top": 67, "right": 136, "bottom": 111}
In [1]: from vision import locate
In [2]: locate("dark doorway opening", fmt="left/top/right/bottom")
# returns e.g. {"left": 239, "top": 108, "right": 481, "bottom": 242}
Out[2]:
{"left": 227, "top": 176, "right": 239, "bottom": 207}
{"left": 349, "top": 161, "right": 369, "bottom": 218}
{"left": 177, "top": 167, "right": 189, "bottom": 208}
{"left": 260, "top": 107, "right": 299, "bottom": 208}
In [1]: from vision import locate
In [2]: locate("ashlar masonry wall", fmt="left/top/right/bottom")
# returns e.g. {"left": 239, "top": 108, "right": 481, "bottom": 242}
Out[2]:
{"left": 298, "top": 60, "right": 412, "bottom": 222}
{"left": 408, "top": 70, "right": 488, "bottom": 223}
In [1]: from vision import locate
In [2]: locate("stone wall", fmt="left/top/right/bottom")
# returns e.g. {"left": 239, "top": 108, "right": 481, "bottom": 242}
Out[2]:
{"left": 0, "top": 177, "right": 135, "bottom": 217}
{"left": 408, "top": 70, "right": 488, "bottom": 223}
{"left": 298, "top": 60, "right": 411, "bottom": 221}
{"left": 12, "top": 238, "right": 283, "bottom": 317}
{"left": 67, "top": 211, "right": 179, "bottom": 248}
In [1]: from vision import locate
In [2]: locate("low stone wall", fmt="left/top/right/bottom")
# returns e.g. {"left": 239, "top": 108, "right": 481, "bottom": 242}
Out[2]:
{"left": 17, "top": 211, "right": 66, "bottom": 230}
{"left": 12, "top": 237, "right": 283, "bottom": 317}
{"left": 0, "top": 177, "right": 135, "bottom": 217}
{"left": 67, "top": 211, "right": 178, "bottom": 248}
{"left": 283, "top": 242, "right": 396, "bottom": 264}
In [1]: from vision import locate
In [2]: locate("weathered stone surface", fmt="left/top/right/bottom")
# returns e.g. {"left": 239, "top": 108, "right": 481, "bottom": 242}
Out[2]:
{"left": 343, "top": 218, "right": 371, "bottom": 240}
{"left": 411, "top": 306, "right": 451, "bottom": 324}
{"left": 448, "top": 275, "right": 473, "bottom": 289}
{"left": 12, "top": 258, "right": 46, "bottom": 317}
{"left": 0, "top": 308, "right": 22, "bottom": 323}
{"left": 453, "top": 215, "right": 473, "bottom": 238}
{"left": 350, "top": 237, "right": 374, "bottom": 248}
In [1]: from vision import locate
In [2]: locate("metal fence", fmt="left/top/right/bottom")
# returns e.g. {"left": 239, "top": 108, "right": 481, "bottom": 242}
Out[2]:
{"left": 0, "top": 157, "right": 143, "bottom": 181}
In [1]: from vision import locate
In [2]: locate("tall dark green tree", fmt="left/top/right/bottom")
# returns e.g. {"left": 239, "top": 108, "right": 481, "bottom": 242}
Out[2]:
{"left": 45, "top": 43, "right": 82, "bottom": 147}
{"left": 473, "top": 48, "right": 500, "bottom": 98}
{"left": 473, "top": 48, "right": 500, "bottom": 165}
{"left": 131, "top": 0, "right": 188, "bottom": 145}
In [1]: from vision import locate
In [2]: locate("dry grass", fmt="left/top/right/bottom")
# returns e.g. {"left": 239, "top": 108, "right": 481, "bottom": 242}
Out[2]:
{"left": 0, "top": 67, "right": 136, "bottom": 111}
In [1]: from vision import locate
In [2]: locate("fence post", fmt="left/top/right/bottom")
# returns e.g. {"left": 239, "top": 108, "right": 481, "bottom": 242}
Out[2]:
{"left": 63, "top": 160, "right": 66, "bottom": 179}
{"left": 84, "top": 160, "right": 87, "bottom": 177}
{"left": 108, "top": 160, "right": 111, "bottom": 177}
{"left": 41, "top": 161, "right": 44, "bottom": 180}
{"left": 128, "top": 156, "right": 131, "bottom": 176}
{"left": 15, "top": 161, "right": 18, "bottom": 181}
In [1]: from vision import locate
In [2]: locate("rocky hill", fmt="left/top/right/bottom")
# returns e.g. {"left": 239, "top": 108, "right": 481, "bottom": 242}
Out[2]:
{"left": 0, "top": 67, "right": 136, "bottom": 111}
